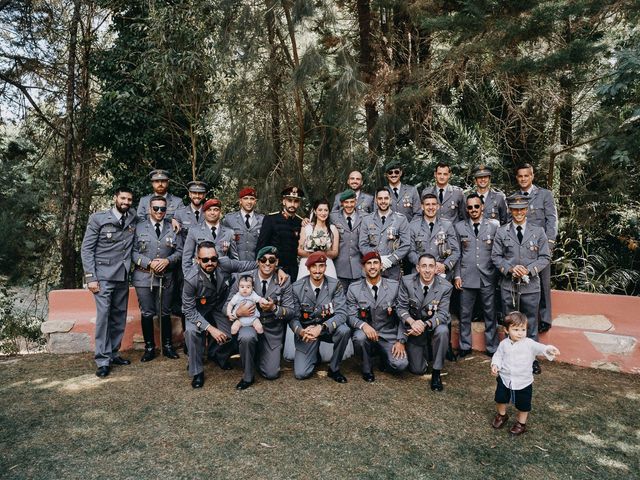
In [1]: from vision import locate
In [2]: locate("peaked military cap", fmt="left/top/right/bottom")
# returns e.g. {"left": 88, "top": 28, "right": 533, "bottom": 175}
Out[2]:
{"left": 473, "top": 165, "right": 493, "bottom": 178}
{"left": 187, "top": 180, "right": 208, "bottom": 193}
{"left": 506, "top": 193, "right": 530, "bottom": 209}
{"left": 281, "top": 186, "right": 304, "bottom": 199}
{"left": 149, "top": 169, "right": 170, "bottom": 181}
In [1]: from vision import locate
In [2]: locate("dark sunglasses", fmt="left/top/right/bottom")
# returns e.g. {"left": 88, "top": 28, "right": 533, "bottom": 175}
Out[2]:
{"left": 199, "top": 256, "right": 218, "bottom": 264}
{"left": 151, "top": 206, "right": 167, "bottom": 212}
{"left": 466, "top": 204, "right": 482, "bottom": 210}
{"left": 386, "top": 169, "right": 401, "bottom": 175}
{"left": 258, "top": 257, "right": 277, "bottom": 264}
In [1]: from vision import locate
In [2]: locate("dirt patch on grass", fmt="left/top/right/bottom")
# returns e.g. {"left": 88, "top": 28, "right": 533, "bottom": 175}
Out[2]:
{"left": 1, "top": 353, "right": 639, "bottom": 479}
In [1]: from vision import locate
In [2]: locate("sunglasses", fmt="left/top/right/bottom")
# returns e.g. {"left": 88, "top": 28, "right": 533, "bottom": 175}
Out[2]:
{"left": 258, "top": 257, "right": 277, "bottom": 264}
{"left": 386, "top": 169, "right": 401, "bottom": 175}
{"left": 199, "top": 256, "right": 219, "bottom": 264}
{"left": 151, "top": 206, "right": 167, "bottom": 212}
{"left": 466, "top": 204, "right": 482, "bottom": 210}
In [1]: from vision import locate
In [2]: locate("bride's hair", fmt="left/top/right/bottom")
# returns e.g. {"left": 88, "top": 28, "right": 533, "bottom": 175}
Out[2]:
{"left": 309, "top": 198, "right": 333, "bottom": 239}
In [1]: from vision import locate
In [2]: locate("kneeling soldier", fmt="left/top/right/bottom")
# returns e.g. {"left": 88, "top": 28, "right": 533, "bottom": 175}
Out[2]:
{"left": 133, "top": 196, "right": 183, "bottom": 361}
{"left": 397, "top": 254, "right": 453, "bottom": 391}
{"left": 291, "top": 251, "right": 351, "bottom": 382}
{"left": 346, "top": 251, "right": 408, "bottom": 382}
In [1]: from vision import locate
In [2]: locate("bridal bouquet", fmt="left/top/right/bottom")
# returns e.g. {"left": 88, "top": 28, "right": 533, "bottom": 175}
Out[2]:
{"left": 305, "top": 230, "right": 330, "bottom": 252}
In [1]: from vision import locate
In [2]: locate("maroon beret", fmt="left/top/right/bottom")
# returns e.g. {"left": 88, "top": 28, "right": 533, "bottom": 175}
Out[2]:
{"left": 239, "top": 187, "right": 257, "bottom": 198}
{"left": 203, "top": 198, "right": 222, "bottom": 211}
{"left": 305, "top": 251, "right": 327, "bottom": 268}
{"left": 361, "top": 251, "right": 381, "bottom": 264}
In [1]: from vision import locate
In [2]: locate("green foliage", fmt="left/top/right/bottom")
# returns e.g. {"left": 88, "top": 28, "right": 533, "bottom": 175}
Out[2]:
{"left": 0, "top": 284, "right": 45, "bottom": 355}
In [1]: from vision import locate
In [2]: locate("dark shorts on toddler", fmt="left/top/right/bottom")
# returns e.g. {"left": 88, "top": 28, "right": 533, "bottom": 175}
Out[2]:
{"left": 494, "top": 376, "right": 532, "bottom": 412}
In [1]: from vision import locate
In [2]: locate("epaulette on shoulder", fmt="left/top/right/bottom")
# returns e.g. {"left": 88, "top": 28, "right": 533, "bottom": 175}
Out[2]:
{"left": 394, "top": 211, "right": 406, "bottom": 218}
{"left": 268, "top": 211, "right": 280, "bottom": 215}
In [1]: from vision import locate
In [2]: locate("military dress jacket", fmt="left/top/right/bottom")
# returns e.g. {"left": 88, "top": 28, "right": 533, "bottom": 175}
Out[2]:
{"left": 358, "top": 212, "right": 410, "bottom": 273}
{"left": 453, "top": 218, "right": 499, "bottom": 289}
{"left": 222, "top": 210, "right": 265, "bottom": 262}
{"left": 131, "top": 218, "right": 183, "bottom": 288}
{"left": 396, "top": 273, "right": 452, "bottom": 334}
{"left": 384, "top": 184, "right": 422, "bottom": 222}
{"left": 330, "top": 210, "right": 363, "bottom": 280}
{"left": 491, "top": 222, "right": 551, "bottom": 294}
{"left": 174, "top": 205, "right": 204, "bottom": 244}
{"left": 182, "top": 222, "right": 239, "bottom": 273}
{"left": 422, "top": 184, "right": 466, "bottom": 222}
{"left": 182, "top": 258, "right": 257, "bottom": 333}
{"left": 407, "top": 217, "right": 460, "bottom": 270}
{"left": 511, "top": 185, "right": 558, "bottom": 242}
{"left": 256, "top": 211, "right": 302, "bottom": 278}
{"left": 474, "top": 189, "right": 508, "bottom": 225}
{"left": 346, "top": 278, "right": 404, "bottom": 343}
{"left": 332, "top": 191, "right": 374, "bottom": 214}
{"left": 81, "top": 209, "right": 138, "bottom": 283}
{"left": 137, "top": 193, "right": 184, "bottom": 221}
{"left": 290, "top": 276, "right": 347, "bottom": 335}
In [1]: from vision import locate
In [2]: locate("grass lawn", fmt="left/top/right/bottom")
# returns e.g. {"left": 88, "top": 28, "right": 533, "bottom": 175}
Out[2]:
{"left": 1, "top": 352, "right": 639, "bottom": 479}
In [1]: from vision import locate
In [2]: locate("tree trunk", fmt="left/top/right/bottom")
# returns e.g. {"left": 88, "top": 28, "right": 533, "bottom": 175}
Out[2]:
{"left": 356, "top": 0, "right": 379, "bottom": 156}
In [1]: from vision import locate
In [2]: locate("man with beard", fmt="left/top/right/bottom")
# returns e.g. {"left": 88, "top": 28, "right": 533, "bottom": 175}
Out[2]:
{"left": 222, "top": 187, "right": 264, "bottom": 261}
{"left": 346, "top": 251, "right": 408, "bottom": 382}
{"left": 332, "top": 170, "right": 374, "bottom": 214}
{"left": 290, "top": 251, "right": 350, "bottom": 382}
{"left": 397, "top": 254, "right": 453, "bottom": 391}
{"left": 422, "top": 162, "right": 466, "bottom": 223}
{"left": 330, "top": 189, "right": 364, "bottom": 291}
{"left": 383, "top": 161, "right": 422, "bottom": 222}
{"left": 224, "top": 246, "right": 297, "bottom": 390}
{"left": 470, "top": 166, "right": 508, "bottom": 225}
{"left": 358, "top": 187, "right": 410, "bottom": 280}
{"left": 81, "top": 186, "right": 138, "bottom": 378}
{"left": 136, "top": 170, "right": 184, "bottom": 230}
{"left": 256, "top": 186, "right": 304, "bottom": 280}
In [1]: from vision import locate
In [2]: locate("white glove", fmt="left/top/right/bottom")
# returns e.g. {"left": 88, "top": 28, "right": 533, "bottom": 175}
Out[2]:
{"left": 381, "top": 255, "right": 393, "bottom": 270}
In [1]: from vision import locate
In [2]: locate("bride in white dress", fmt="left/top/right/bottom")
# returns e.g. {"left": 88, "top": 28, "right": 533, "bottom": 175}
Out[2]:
{"left": 283, "top": 199, "right": 354, "bottom": 361}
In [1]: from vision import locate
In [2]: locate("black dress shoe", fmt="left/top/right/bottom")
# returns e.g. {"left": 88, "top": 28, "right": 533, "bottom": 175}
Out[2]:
{"left": 458, "top": 349, "right": 472, "bottom": 358}
{"left": 430, "top": 374, "right": 444, "bottom": 391}
{"left": 532, "top": 360, "right": 542, "bottom": 375}
{"left": 327, "top": 369, "right": 348, "bottom": 383}
{"left": 215, "top": 359, "right": 232, "bottom": 371}
{"left": 96, "top": 366, "right": 110, "bottom": 378}
{"left": 362, "top": 372, "right": 375, "bottom": 383}
{"left": 162, "top": 345, "right": 180, "bottom": 359}
{"left": 191, "top": 372, "right": 204, "bottom": 389}
{"left": 111, "top": 356, "right": 131, "bottom": 366}
{"left": 538, "top": 322, "right": 552, "bottom": 334}
{"left": 446, "top": 345, "right": 457, "bottom": 362}
{"left": 141, "top": 347, "right": 156, "bottom": 362}
{"left": 484, "top": 351, "right": 495, "bottom": 358}
{"left": 236, "top": 379, "right": 254, "bottom": 390}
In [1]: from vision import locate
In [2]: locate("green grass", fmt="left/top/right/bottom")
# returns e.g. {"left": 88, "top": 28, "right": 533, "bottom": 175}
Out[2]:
{"left": 1, "top": 353, "right": 639, "bottom": 479}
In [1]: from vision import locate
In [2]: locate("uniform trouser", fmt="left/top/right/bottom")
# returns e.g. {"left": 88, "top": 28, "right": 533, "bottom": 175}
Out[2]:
{"left": 238, "top": 322, "right": 284, "bottom": 382}
{"left": 501, "top": 287, "right": 540, "bottom": 341}
{"left": 352, "top": 330, "right": 408, "bottom": 375}
{"left": 93, "top": 280, "right": 129, "bottom": 367}
{"left": 538, "top": 264, "right": 552, "bottom": 325}
{"left": 459, "top": 285, "right": 498, "bottom": 353}
{"left": 134, "top": 281, "right": 173, "bottom": 317}
{"left": 185, "top": 328, "right": 207, "bottom": 376}
{"left": 406, "top": 323, "right": 449, "bottom": 373}
{"left": 293, "top": 324, "right": 350, "bottom": 379}
{"left": 206, "top": 316, "right": 237, "bottom": 365}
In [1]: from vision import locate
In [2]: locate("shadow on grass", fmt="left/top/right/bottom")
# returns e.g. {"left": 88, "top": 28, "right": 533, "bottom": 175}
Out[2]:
{"left": 1, "top": 353, "right": 639, "bottom": 479}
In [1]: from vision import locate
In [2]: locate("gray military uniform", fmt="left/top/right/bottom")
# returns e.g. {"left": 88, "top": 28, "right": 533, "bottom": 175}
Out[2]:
{"left": 332, "top": 191, "right": 374, "bottom": 214}
{"left": 137, "top": 192, "right": 184, "bottom": 221}
{"left": 422, "top": 184, "right": 466, "bottom": 222}
{"left": 222, "top": 210, "right": 264, "bottom": 261}
{"left": 491, "top": 222, "right": 551, "bottom": 339}
{"left": 346, "top": 278, "right": 409, "bottom": 374}
{"left": 454, "top": 218, "right": 499, "bottom": 353}
{"left": 385, "top": 183, "right": 422, "bottom": 222}
{"left": 330, "top": 210, "right": 363, "bottom": 290}
{"left": 182, "top": 222, "right": 239, "bottom": 274}
{"left": 290, "top": 276, "right": 350, "bottom": 379}
{"left": 358, "top": 212, "right": 410, "bottom": 280}
{"left": 182, "top": 258, "right": 257, "bottom": 377}
{"left": 397, "top": 273, "right": 453, "bottom": 372}
{"left": 511, "top": 186, "right": 558, "bottom": 326}
{"left": 224, "top": 270, "right": 297, "bottom": 382}
{"left": 407, "top": 217, "right": 460, "bottom": 281}
{"left": 476, "top": 189, "right": 508, "bottom": 225}
{"left": 174, "top": 205, "right": 204, "bottom": 243}
{"left": 132, "top": 218, "right": 183, "bottom": 316}
{"left": 80, "top": 208, "right": 138, "bottom": 367}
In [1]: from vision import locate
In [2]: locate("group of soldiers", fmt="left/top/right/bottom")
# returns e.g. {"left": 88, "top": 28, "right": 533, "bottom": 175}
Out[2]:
{"left": 81, "top": 161, "right": 557, "bottom": 390}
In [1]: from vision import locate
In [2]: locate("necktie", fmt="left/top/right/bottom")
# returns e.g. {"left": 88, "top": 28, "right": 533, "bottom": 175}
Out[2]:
{"left": 517, "top": 225, "right": 523, "bottom": 244}
{"left": 209, "top": 272, "right": 216, "bottom": 284}
{"left": 381, "top": 215, "right": 386, "bottom": 225}
{"left": 120, "top": 213, "right": 126, "bottom": 229}
{"left": 473, "top": 223, "right": 479, "bottom": 237}
{"left": 439, "top": 188, "right": 444, "bottom": 203}
{"left": 423, "top": 285, "right": 429, "bottom": 298}
{"left": 211, "top": 226, "right": 217, "bottom": 240}
{"left": 479, "top": 194, "right": 485, "bottom": 203}
{"left": 155, "top": 223, "right": 161, "bottom": 238}
{"left": 372, "top": 285, "right": 378, "bottom": 301}
{"left": 195, "top": 210, "right": 200, "bottom": 222}
{"left": 522, "top": 191, "right": 529, "bottom": 196}
{"left": 429, "top": 222, "right": 434, "bottom": 233}
{"left": 262, "top": 280, "right": 267, "bottom": 297}
{"left": 393, "top": 187, "right": 399, "bottom": 198}
{"left": 315, "top": 287, "right": 320, "bottom": 299}
{"left": 245, "top": 214, "right": 251, "bottom": 229}
{"left": 347, "top": 216, "right": 353, "bottom": 230}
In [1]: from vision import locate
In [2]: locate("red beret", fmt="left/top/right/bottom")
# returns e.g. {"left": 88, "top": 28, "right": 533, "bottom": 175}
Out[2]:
{"left": 203, "top": 198, "right": 222, "bottom": 211}
{"left": 239, "top": 187, "right": 257, "bottom": 198}
{"left": 305, "top": 251, "right": 327, "bottom": 268}
{"left": 361, "top": 251, "right": 381, "bottom": 264}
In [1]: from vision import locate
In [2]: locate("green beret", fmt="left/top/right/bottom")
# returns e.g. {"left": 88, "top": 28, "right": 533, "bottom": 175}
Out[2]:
{"left": 384, "top": 160, "right": 402, "bottom": 172}
{"left": 339, "top": 189, "right": 357, "bottom": 202}
{"left": 256, "top": 246, "right": 278, "bottom": 260}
